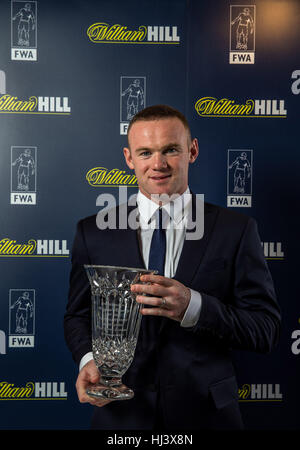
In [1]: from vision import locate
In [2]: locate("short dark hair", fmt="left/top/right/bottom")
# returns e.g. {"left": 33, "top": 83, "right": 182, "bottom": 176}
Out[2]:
{"left": 127, "top": 104, "right": 191, "bottom": 142}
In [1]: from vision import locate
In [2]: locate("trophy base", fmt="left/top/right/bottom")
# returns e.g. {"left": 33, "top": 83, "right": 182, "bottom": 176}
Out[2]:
{"left": 86, "top": 383, "right": 134, "bottom": 401}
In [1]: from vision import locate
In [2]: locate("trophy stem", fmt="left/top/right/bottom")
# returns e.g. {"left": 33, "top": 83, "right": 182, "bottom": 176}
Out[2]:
{"left": 87, "top": 375, "right": 134, "bottom": 401}
{"left": 100, "top": 375, "right": 122, "bottom": 387}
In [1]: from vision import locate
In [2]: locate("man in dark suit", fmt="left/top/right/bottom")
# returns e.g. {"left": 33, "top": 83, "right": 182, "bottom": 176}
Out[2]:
{"left": 64, "top": 105, "right": 281, "bottom": 430}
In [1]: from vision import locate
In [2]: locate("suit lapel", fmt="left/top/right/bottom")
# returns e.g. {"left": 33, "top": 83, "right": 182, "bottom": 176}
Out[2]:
{"left": 158, "top": 196, "right": 219, "bottom": 334}
{"left": 116, "top": 203, "right": 146, "bottom": 269}
{"left": 174, "top": 196, "right": 219, "bottom": 287}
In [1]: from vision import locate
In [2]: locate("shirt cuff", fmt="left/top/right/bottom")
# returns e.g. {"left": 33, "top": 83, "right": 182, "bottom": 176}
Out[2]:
{"left": 180, "top": 289, "right": 202, "bottom": 328}
{"left": 79, "top": 351, "right": 93, "bottom": 371}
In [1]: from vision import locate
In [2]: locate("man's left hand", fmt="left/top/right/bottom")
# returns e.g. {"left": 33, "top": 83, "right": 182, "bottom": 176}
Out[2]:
{"left": 131, "top": 274, "right": 191, "bottom": 322}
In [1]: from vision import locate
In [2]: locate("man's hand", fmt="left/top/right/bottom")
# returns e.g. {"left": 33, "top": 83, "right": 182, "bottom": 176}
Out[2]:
{"left": 131, "top": 274, "right": 191, "bottom": 322}
{"left": 75, "top": 359, "right": 112, "bottom": 408}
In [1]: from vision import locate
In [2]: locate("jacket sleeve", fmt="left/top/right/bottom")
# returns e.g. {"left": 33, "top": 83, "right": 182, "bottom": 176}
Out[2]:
{"left": 64, "top": 220, "right": 92, "bottom": 366}
{"left": 191, "top": 217, "right": 281, "bottom": 353}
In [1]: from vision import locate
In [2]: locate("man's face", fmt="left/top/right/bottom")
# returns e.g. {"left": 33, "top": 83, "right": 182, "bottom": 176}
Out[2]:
{"left": 123, "top": 118, "right": 198, "bottom": 200}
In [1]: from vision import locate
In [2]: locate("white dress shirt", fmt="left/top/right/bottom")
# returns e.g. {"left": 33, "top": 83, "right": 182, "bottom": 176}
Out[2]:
{"left": 79, "top": 187, "right": 202, "bottom": 371}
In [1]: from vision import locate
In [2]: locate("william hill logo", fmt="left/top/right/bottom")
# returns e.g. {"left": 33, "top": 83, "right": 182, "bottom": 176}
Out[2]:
{"left": 0, "top": 94, "right": 71, "bottom": 115}
{"left": 195, "top": 97, "right": 287, "bottom": 118}
{"left": 238, "top": 384, "right": 282, "bottom": 402}
{"left": 262, "top": 242, "right": 284, "bottom": 260}
{"left": 86, "top": 167, "right": 138, "bottom": 187}
{"left": 87, "top": 23, "right": 180, "bottom": 44}
{"left": 0, "top": 381, "right": 67, "bottom": 400}
{"left": 0, "top": 239, "right": 69, "bottom": 257}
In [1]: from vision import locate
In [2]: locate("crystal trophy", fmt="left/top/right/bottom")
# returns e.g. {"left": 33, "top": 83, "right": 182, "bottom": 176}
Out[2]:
{"left": 84, "top": 265, "right": 155, "bottom": 401}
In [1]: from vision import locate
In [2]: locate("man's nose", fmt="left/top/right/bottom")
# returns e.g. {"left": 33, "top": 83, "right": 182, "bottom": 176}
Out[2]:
{"left": 152, "top": 152, "right": 167, "bottom": 170}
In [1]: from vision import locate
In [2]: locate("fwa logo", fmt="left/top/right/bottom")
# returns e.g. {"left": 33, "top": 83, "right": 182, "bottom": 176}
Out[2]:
{"left": 227, "top": 150, "right": 252, "bottom": 207}
{"left": 11, "top": 1, "right": 37, "bottom": 61}
{"left": 9, "top": 289, "right": 35, "bottom": 348}
{"left": 120, "top": 77, "right": 146, "bottom": 135}
{"left": 11, "top": 146, "right": 37, "bottom": 205}
{"left": 230, "top": 5, "right": 255, "bottom": 64}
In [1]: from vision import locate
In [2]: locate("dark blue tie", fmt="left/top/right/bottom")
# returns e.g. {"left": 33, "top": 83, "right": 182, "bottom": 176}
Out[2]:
{"left": 142, "top": 207, "right": 166, "bottom": 351}
{"left": 148, "top": 208, "right": 166, "bottom": 275}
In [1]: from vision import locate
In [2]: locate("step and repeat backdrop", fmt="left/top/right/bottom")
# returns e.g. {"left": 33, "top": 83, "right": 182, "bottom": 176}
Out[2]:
{"left": 0, "top": 0, "right": 299, "bottom": 430}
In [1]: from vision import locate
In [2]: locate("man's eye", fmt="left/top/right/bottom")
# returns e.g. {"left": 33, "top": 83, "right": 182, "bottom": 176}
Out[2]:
{"left": 140, "top": 151, "right": 151, "bottom": 157}
{"left": 165, "top": 148, "right": 177, "bottom": 154}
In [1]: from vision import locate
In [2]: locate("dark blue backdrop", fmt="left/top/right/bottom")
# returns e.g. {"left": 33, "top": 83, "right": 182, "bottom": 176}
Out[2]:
{"left": 0, "top": 0, "right": 299, "bottom": 430}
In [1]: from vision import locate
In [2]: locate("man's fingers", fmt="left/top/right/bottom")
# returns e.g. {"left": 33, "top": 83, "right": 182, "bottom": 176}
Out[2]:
{"left": 132, "top": 282, "right": 167, "bottom": 297}
{"left": 81, "top": 389, "right": 112, "bottom": 407}
{"left": 84, "top": 391, "right": 112, "bottom": 407}
{"left": 76, "top": 360, "right": 108, "bottom": 407}
{"left": 133, "top": 276, "right": 191, "bottom": 323}
{"left": 141, "top": 306, "right": 164, "bottom": 316}
{"left": 76, "top": 375, "right": 112, "bottom": 408}
{"left": 136, "top": 295, "right": 170, "bottom": 308}
{"left": 76, "top": 373, "right": 92, "bottom": 403}
{"left": 139, "top": 274, "right": 173, "bottom": 286}
{"left": 92, "top": 398, "right": 112, "bottom": 407}
{"left": 140, "top": 305, "right": 177, "bottom": 321}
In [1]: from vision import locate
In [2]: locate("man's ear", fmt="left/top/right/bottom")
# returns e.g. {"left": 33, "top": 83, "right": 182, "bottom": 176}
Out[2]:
{"left": 189, "top": 138, "right": 199, "bottom": 164}
{"left": 123, "top": 147, "right": 135, "bottom": 170}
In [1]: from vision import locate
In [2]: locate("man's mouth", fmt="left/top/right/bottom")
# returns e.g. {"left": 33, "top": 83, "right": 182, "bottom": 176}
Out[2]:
{"left": 150, "top": 174, "right": 171, "bottom": 182}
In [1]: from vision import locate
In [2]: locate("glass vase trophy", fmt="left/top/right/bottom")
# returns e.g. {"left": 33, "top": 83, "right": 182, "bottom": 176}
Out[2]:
{"left": 84, "top": 265, "right": 156, "bottom": 401}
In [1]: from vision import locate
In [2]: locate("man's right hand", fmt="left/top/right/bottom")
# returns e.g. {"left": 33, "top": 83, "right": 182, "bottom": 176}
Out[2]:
{"left": 75, "top": 359, "right": 112, "bottom": 408}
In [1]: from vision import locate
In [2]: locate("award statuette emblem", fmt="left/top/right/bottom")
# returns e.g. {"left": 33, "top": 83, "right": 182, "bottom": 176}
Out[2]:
{"left": 84, "top": 265, "right": 156, "bottom": 401}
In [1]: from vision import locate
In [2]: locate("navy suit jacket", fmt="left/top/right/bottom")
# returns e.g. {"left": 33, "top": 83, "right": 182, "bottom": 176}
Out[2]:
{"left": 64, "top": 197, "right": 281, "bottom": 430}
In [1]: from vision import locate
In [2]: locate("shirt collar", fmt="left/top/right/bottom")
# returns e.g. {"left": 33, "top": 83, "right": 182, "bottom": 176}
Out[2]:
{"left": 137, "top": 187, "right": 192, "bottom": 226}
